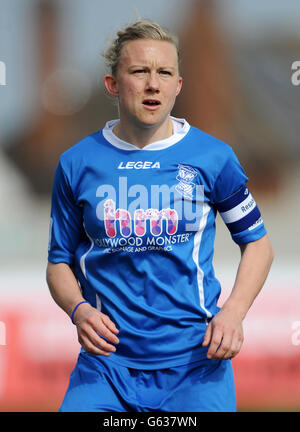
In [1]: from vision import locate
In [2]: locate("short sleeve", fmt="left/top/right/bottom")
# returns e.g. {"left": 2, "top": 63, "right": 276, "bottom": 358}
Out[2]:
{"left": 211, "top": 147, "right": 248, "bottom": 203}
{"left": 212, "top": 147, "right": 267, "bottom": 244}
{"left": 48, "top": 160, "right": 83, "bottom": 264}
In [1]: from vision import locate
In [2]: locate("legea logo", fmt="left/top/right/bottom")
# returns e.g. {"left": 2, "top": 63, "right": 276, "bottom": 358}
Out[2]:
{"left": 118, "top": 161, "right": 160, "bottom": 169}
{"left": 0, "top": 61, "right": 6, "bottom": 86}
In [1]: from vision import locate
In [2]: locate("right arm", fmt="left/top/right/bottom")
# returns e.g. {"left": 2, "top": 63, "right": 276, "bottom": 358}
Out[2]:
{"left": 46, "top": 261, "right": 119, "bottom": 356}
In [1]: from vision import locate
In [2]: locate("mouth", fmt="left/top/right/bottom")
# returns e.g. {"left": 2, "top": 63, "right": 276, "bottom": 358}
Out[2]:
{"left": 142, "top": 99, "right": 161, "bottom": 109}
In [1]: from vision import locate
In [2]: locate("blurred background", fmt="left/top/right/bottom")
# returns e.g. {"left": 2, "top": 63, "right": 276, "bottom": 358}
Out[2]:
{"left": 0, "top": 0, "right": 300, "bottom": 411}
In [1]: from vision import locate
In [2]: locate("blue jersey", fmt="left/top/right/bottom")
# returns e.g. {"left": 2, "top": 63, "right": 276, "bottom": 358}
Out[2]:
{"left": 48, "top": 117, "right": 266, "bottom": 369}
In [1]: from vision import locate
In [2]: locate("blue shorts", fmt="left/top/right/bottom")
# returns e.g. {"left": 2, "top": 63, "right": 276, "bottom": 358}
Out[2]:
{"left": 59, "top": 352, "right": 236, "bottom": 412}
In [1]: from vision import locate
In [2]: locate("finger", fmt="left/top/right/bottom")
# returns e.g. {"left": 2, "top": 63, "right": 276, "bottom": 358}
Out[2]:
{"left": 97, "top": 319, "right": 120, "bottom": 345}
{"left": 223, "top": 350, "right": 236, "bottom": 360}
{"left": 206, "top": 327, "right": 223, "bottom": 359}
{"left": 214, "top": 332, "right": 233, "bottom": 360}
{"left": 79, "top": 333, "right": 112, "bottom": 356}
{"left": 86, "top": 313, "right": 120, "bottom": 344}
{"left": 79, "top": 322, "right": 117, "bottom": 352}
{"left": 90, "top": 327, "right": 117, "bottom": 352}
{"left": 223, "top": 332, "right": 243, "bottom": 359}
{"left": 101, "top": 314, "right": 120, "bottom": 335}
{"left": 202, "top": 322, "right": 212, "bottom": 347}
{"left": 78, "top": 319, "right": 116, "bottom": 351}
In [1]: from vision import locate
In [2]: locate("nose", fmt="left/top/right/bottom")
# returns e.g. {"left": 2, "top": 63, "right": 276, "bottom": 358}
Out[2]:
{"left": 146, "top": 72, "right": 160, "bottom": 92}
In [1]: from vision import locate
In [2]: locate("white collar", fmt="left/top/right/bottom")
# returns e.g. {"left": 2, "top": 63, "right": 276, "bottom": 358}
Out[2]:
{"left": 102, "top": 116, "right": 190, "bottom": 151}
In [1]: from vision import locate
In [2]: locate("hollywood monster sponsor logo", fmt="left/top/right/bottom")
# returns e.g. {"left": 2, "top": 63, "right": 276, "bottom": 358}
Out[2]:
{"left": 103, "top": 199, "right": 178, "bottom": 238}
{"left": 95, "top": 177, "right": 205, "bottom": 233}
{"left": 94, "top": 177, "right": 203, "bottom": 253}
{"left": 95, "top": 232, "right": 192, "bottom": 253}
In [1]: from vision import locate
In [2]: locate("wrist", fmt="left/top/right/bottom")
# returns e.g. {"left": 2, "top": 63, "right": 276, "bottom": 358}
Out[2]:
{"left": 221, "top": 296, "right": 249, "bottom": 322}
{"left": 70, "top": 300, "right": 90, "bottom": 324}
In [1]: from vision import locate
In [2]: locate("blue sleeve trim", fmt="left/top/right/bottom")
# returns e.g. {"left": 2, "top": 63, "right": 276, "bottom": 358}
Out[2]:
{"left": 48, "top": 251, "right": 74, "bottom": 265}
{"left": 231, "top": 223, "right": 267, "bottom": 245}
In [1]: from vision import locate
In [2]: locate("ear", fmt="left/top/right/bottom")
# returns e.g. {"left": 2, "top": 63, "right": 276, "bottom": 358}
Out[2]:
{"left": 176, "top": 76, "right": 183, "bottom": 96}
{"left": 104, "top": 74, "right": 119, "bottom": 97}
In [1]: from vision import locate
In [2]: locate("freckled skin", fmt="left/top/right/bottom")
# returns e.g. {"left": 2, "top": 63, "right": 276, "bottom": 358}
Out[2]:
{"left": 104, "top": 39, "right": 183, "bottom": 147}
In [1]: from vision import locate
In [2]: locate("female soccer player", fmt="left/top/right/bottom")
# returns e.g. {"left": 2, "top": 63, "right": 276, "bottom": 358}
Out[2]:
{"left": 46, "top": 19, "right": 274, "bottom": 412}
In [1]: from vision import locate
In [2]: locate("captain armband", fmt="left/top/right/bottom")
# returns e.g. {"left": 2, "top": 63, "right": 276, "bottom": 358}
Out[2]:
{"left": 216, "top": 185, "right": 264, "bottom": 235}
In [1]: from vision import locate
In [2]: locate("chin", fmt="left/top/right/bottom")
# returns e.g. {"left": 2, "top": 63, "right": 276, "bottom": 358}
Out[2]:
{"left": 138, "top": 114, "right": 169, "bottom": 129}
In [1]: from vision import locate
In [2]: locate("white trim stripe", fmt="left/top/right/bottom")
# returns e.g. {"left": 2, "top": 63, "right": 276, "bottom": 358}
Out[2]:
{"left": 192, "top": 203, "right": 212, "bottom": 319}
{"left": 96, "top": 293, "right": 102, "bottom": 312}
{"left": 220, "top": 193, "right": 256, "bottom": 224}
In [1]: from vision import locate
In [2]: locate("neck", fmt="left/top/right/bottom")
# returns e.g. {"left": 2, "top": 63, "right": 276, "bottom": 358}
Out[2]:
{"left": 113, "top": 117, "right": 173, "bottom": 149}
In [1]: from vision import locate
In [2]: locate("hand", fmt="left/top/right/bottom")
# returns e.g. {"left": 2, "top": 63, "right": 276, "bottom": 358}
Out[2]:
{"left": 202, "top": 308, "right": 244, "bottom": 360}
{"left": 72, "top": 302, "right": 120, "bottom": 356}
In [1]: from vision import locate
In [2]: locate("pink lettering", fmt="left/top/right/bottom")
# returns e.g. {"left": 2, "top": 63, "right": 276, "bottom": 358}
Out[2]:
{"left": 103, "top": 200, "right": 178, "bottom": 238}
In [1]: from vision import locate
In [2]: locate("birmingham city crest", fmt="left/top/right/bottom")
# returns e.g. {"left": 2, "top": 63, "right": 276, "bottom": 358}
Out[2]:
{"left": 175, "top": 164, "right": 198, "bottom": 199}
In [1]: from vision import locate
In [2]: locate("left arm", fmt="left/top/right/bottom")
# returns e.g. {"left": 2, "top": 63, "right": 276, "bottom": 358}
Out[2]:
{"left": 202, "top": 234, "right": 274, "bottom": 360}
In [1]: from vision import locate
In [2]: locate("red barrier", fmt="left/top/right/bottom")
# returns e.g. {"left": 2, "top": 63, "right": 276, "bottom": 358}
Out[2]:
{"left": 233, "top": 353, "right": 300, "bottom": 411}
{"left": 1, "top": 280, "right": 300, "bottom": 411}
{"left": 0, "top": 297, "right": 79, "bottom": 411}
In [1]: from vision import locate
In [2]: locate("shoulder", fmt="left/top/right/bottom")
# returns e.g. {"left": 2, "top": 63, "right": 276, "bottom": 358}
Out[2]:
{"left": 186, "top": 125, "right": 238, "bottom": 173}
{"left": 57, "top": 130, "right": 107, "bottom": 176}
{"left": 188, "top": 125, "right": 233, "bottom": 155}
{"left": 52, "top": 131, "right": 104, "bottom": 188}
{"left": 60, "top": 131, "right": 101, "bottom": 162}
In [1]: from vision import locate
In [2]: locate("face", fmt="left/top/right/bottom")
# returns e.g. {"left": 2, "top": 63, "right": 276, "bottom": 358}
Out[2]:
{"left": 104, "top": 39, "right": 182, "bottom": 131}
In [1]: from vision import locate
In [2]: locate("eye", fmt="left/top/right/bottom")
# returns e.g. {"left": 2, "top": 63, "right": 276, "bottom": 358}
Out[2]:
{"left": 133, "top": 69, "right": 146, "bottom": 74}
{"left": 160, "top": 70, "right": 172, "bottom": 76}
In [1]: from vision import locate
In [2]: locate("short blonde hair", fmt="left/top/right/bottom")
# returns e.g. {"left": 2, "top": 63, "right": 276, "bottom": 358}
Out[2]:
{"left": 103, "top": 19, "right": 180, "bottom": 76}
